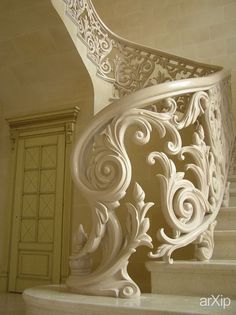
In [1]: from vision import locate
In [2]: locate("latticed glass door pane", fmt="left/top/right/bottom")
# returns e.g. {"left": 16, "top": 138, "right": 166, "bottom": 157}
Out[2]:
{"left": 9, "top": 134, "right": 65, "bottom": 292}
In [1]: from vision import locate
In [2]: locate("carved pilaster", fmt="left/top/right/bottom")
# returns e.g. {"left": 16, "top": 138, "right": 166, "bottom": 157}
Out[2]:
{"left": 9, "top": 130, "right": 18, "bottom": 150}
{"left": 65, "top": 122, "right": 75, "bottom": 144}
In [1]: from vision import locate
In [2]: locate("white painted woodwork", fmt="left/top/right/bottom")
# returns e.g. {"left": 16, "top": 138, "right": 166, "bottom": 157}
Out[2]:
{"left": 48, "top": 0, "right": 235, "bottom": 299}
{"left": 9, "top": 135, "right": 65, "bottom": 292}
{"left": 147, "top": 146, "right": 236, "bottom": 299}
{"left": 22, "top": 0, "right": 236, "bottom": 313}
{"left": 7, "top": 108, "right": 79, "bottom": 292}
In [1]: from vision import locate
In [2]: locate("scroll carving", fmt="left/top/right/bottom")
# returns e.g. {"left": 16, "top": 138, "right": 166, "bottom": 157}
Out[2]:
{"left": 67, "top": 183, "right": 153, "bottom": 298}
{"left": 63, "top": 0, "right": 220, "bottom": 98}
{"left": 52, "top": 0, "right": 236, "bottom": 299}
{"left": 67, "top": 84, "right": 234, "bottom": 296}
{"left": 195, "top": 221, "right": 217, "bottom": 261}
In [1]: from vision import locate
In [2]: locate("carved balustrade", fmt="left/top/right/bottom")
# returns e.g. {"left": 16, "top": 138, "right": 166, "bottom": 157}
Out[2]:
{"left": 53, "top": 0, "right": 235, "bottom": 299}
{"left": 63, "top": 0, "right": 220, "bottom": 97}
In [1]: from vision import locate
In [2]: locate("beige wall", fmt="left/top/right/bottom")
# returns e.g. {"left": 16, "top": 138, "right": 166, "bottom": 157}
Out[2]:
{"left": 93, "top": 0, "right": 236, "bottom": 117}
{"left": 0, "top": 0, "right": 93, "bottom": 291}
{"left": 0, "top": 102, "right": 11, "bottom": 291}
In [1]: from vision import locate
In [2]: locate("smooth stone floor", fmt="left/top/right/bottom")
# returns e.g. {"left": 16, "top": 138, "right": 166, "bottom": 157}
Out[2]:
{"left": 0, "top": 292, "right": 25, "bottom": 315}
{"left": 23, "top": 285, "right": 236, "bottom": 315}
{"left": 1, "top": 287, "right": 236, "bottom": 315}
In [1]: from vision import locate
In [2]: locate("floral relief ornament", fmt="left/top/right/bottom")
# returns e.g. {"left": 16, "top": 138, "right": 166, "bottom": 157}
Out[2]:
{"left": 59, "top": 0, "right": 235, "bottom": 299}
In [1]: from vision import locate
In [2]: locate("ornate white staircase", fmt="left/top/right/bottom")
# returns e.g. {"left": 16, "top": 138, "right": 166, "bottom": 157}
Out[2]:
{"left": 23, "top": 0, "right": 236, "bottom": 314}
{"left": 146, "top": 147, "right": 236, "bottom": 298}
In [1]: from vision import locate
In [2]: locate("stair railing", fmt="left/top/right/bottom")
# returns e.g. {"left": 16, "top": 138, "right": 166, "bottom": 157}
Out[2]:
{"left": 51, "top": 0, "right": 235, "bottom": 299}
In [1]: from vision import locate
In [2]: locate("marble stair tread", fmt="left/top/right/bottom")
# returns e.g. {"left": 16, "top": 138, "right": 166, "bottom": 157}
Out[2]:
{"left": 228, "top": 175, "right": 236, "bottom": 181}
{"left": 216, "top": 207, "right": 236, "bottom": 229}
{"left": 228, "top": 175, "right": 236, "bottom": 189}
{"left": 229, "top": 189, "right": 236, "bottom": 205}
{"left": 213, "top": 231, "right": 236, "bottom": 259}
{"left": 219, "top": 206, "right": 236, "bottom": 211}
{"left": 146, "top": 259, "right": 236, "bottom": 271}
{"left": 230, "top": 168, "right": 236, "bottom": 176}
{"left": 146, "top": 260, "right": 236, "bottom": 299}
{"left": 23, "top": 285, "right": 236, "bottom": 315}
{"left": 214, "top": 230, "right": 236, "bottom": 237}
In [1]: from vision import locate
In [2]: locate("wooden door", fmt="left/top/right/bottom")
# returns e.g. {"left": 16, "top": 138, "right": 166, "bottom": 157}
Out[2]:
{"left": 8, "top": 134, "right": 65, "bottom": 292}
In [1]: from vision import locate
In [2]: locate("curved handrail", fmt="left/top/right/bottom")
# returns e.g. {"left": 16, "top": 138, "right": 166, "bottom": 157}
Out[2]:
{"left": 72, "top": 68, "right": 230, "bottom": 198}
{"left": 52, "top": 0, "right": 235, "bottom": 299}
{"left": 72, "top": 68, "right": 230, "bottom": 190}
{"left": 68, "top": 67, "right": 235, "bottom": 297}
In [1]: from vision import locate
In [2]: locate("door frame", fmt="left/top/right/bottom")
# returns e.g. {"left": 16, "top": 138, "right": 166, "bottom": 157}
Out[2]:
{"left": 7, "top": 107, "right": 79, "bottom": 291}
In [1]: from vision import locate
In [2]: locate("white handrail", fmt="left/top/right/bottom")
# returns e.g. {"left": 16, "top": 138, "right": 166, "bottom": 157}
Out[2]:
{"left": 51, "top": 0, "right": 235, "bottom": 299}
{"left": 72, "top": 68, "right": 230, "bottom": 193}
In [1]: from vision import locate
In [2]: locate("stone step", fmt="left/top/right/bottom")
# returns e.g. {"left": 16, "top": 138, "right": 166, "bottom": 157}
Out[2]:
{"left": 216, "top": 207, "right": 236, "bottom": 230}
{"left": 213, "top": 231, "right": 236, "bottom": 259}
{"left": 229, "top": 189, "right": 236, "bottom": 206}
{"left": 230, "top": 165, "right": 236, "bottom": 176}
{"left": 228, "top": 175, "right": 236, "bottom": 189}
{"left": 146, "top": 260, "right": 236, "bottom": 299}
{"left": 23, "top": 285, "right": 236, "bottom": 315}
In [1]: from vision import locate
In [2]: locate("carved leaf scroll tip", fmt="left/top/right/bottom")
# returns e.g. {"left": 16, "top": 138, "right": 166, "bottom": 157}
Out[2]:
{"left": 69, "top": 224, "right": 92, "bottom": 276}
{"left": 125, "top": 182, "right": 154, "bottom": 249}
{"left": 149, "top": 244, "right": 174, "bottom": 264}
{"left": 194, "top": 220, "right": 217, "bottom": 261}
{"left": 72, "top": 224, "right": 88, "bottom": 254}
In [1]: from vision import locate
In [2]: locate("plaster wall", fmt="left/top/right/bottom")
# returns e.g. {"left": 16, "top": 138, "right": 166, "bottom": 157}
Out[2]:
{"left": 0, "top": 0, "right": 93, "bottom": 291}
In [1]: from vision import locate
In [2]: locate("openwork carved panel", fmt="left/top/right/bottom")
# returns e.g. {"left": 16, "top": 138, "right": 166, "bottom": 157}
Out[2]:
{"left": 54, "top": 0, "right": 236, "bottom": 300}
{"left": 63, "top": 0, "right": 220, "bottom": 98}
{"left": 68, "top": 79, "right": 235, "bottom": 297}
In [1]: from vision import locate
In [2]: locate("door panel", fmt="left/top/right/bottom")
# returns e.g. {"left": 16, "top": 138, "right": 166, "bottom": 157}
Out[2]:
{"left": 9, "top": 134, "right": 65, "bottom": 292}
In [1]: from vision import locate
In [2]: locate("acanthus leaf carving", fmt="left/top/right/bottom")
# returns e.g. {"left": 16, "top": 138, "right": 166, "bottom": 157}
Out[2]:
{"left": 147, "top": 150, "right": 209, "bottom": 263}
{"left": 194, "top": 221, "right": 217, "bottom": 261}
{"left": 63, "top": 0, "right": 219, "bottom": 98}
{"left": 67, "top": 182, "right": 154, "bottom": 298}
{"left": 125, "top": 183, "right": 154, "bottom": 249}
{"left": 67, "top": 83, "right": 235, "bottom": 295}
{"left": 58, "top": 0, "right": 236, "bottom": 299}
